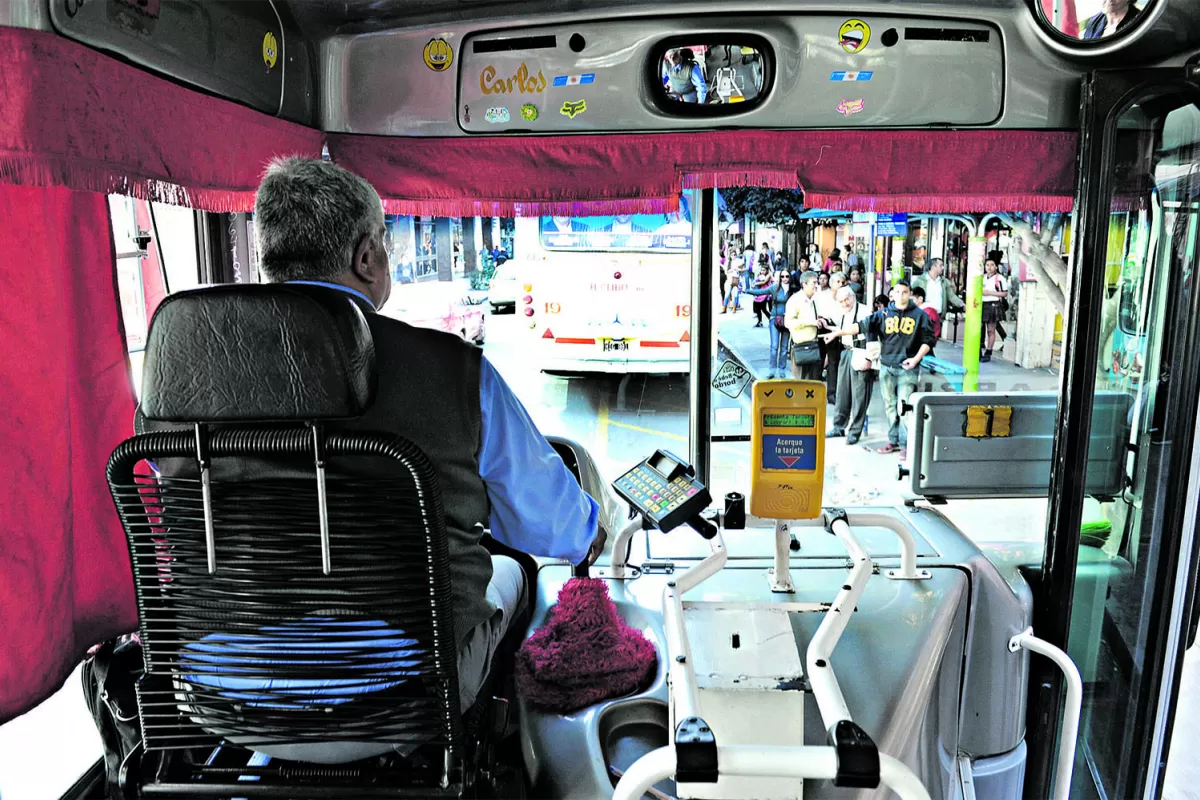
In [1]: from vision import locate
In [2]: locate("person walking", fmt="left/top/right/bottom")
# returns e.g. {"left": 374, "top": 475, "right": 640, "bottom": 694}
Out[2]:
{"left": 752, "top": 262, "right": 772, "bottom": 327}
{"left": 981, "top": 255, "right": 1009, "bottom": 362}
{"left": 785, "top": 271, "right": 822, "bottom": 381}
{"left": 822, "top": 280, "right": 935, "bottom": 456}
{"left": 911, "top": 258, "right": 964, "bottom": 317}
{"left": 721, "top": 257, "right": 743, "bottom": 313}
{"left": 827, "top": 286, "right": 873, "bottom": 444}
{"left": 766, "top": 272, "right": 793, "bottom": 377}
{"left": 912, "top": 286, "right": 942, "bottom": 340}
{"left": 817, "top": 272, "right": 847, "bottom": 404}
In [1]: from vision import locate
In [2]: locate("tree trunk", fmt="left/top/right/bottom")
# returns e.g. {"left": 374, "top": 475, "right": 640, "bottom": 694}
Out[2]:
{"left": 481, "top": 217, "right": 494, "bottom": 255}
{"left": 461, "top": 218, "right": 477, "bottom": 275}
{"left": 1008, "top": 215, "right": 1068, "bottom": 315}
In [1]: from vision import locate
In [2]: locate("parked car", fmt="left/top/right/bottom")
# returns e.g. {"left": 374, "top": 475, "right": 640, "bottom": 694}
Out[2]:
{"left": 488, "top": 262, "right": 520, "bottom": 313}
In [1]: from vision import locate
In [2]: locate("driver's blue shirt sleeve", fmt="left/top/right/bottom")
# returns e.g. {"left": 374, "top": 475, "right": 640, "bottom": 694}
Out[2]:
{"left": 692, "top": 65, "right": 707, "bottom": 102}
{"left": 477, "top": 357, "right": 599, "bottom": 563}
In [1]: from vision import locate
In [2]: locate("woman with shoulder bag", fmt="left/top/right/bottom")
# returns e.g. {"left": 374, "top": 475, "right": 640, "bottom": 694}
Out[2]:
{"left": 785, "top": 271, "right": 822, "bottom": 381}
{"left": 764, "top": 271, "right": 793, "bottom": 378}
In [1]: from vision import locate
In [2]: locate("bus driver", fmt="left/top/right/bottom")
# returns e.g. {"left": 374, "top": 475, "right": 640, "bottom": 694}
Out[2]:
{"left": 149, "top": 157, "right": 607, "bottom": 718}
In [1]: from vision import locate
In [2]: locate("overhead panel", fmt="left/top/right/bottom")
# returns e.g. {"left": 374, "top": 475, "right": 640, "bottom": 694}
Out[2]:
{"left": 49, "top": 0, "right": 313, "bottom": 122}
{"left": 457, "top": 16, "right": 1003, "bottom": 133}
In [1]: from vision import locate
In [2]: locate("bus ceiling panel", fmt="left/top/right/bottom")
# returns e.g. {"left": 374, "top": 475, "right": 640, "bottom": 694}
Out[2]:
{"left": 321, "top": 7, "right": 1086, "bottom": 135}
{"left": 48, "top": 0, "right": 316, "bottom": 126}
{"left": 455, "top": 17, "right": 1006, "bottom": 133}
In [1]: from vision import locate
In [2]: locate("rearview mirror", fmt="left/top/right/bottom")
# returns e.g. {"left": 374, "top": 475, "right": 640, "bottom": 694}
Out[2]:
{"left": 652, "top": 40, "right": 770, "bottom": 115}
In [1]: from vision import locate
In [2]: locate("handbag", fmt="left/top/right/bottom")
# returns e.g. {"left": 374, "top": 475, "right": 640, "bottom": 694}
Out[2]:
{"left": 772, "top": 314, "right": 787, "bottom": 332}
{"left": 792, "top": 338, "right": 821, "bottom": 366}
{"left": 82, "top": 635, "right": 145, "bottom": 796}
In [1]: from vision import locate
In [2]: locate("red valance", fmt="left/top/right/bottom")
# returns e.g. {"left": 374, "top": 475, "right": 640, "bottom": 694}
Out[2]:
{"left": 0, "top": 27, "right": 324, "bottom": 212}
{"left": 329, "top": 129, "right": 1079, "bottom": 217}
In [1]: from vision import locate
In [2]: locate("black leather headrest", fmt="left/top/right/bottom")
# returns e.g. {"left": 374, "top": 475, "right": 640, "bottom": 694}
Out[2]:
{"left": 140, "top": 284, "right": 377, "bottom": 422}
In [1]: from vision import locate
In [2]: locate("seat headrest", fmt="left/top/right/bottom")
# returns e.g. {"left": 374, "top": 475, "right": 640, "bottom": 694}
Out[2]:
{"left": 140, "top": 284, "right": 377, "bottom": 422}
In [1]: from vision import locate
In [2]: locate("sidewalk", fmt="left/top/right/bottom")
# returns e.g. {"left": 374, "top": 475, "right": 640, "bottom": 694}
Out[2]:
{"left": 716, "top": 308, "right": 1060, "bottom": 393}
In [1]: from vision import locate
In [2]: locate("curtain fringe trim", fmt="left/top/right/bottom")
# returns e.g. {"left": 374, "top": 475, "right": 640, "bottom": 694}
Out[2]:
{"left": 682, "top": 171, "right": 800, "bottom": 190}
{"left": 0, "top": 155, "right": 258, "bottom": 212}
{"left": 381, "top": 195, "right": 679, "bottom": 217}
{"left": 802, "top": 192, "right": 1075, "bottom": 214}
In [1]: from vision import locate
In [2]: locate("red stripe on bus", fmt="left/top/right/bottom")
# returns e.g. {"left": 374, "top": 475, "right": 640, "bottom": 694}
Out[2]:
{"left": 555, "top": 337, "right": 596, "bottom": 345}
{"left": 639, "top": 341, "right": 680, "bottom": 348}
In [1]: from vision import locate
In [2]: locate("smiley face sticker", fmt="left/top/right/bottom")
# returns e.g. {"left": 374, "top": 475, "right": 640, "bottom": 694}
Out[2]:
{"left": 423, "top": 38, "right": 454, "bottom": 72}
{"left": 838, "top": 19, "right": 871, "bottom": 53}
{"left": 262, "top": 32, "right": 278, "bottom": 71}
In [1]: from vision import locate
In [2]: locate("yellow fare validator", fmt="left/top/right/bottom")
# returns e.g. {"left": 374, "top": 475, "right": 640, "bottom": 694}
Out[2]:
{"left": 750, "top": 379, "right": 826, "bottom": 520}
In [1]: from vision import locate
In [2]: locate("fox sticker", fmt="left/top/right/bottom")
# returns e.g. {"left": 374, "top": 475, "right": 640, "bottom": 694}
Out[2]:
{"left": 559, "top": 99, "right": 587, "bottom": 119}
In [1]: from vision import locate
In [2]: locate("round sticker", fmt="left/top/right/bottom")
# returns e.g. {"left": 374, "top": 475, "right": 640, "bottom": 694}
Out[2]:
{"left": 838, "top": 19, "right": 871, "bottom": 53}
{"left": 262, "top": 31, "right": 278, "bottom": 70}
{"left": 423, "top": 38, "right": 454, "bottom": 72}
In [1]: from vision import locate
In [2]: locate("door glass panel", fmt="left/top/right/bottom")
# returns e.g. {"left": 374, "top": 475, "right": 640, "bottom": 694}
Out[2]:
{"left": 1069, "top": 98, "right": 1200, "bottom": 798}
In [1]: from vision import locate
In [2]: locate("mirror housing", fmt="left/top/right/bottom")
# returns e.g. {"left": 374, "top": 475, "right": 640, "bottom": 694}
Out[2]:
{"left": 650, "top": 36, "right": 772, "bottom": 117}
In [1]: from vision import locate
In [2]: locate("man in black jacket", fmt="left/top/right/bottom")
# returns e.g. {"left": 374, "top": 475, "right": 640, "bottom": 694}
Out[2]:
{"left": 822, "top": 280, "right": 935, "bottom": 456}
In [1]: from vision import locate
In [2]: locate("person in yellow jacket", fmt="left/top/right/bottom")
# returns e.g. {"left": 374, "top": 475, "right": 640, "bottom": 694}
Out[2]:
{"left": 785, "top": 270, "right": 822, "bottom": 380}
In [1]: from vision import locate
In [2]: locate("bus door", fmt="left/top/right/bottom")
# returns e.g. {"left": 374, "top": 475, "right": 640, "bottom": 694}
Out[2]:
{"left": 1029, "top": 68, "right": 1200, "bottom": 799}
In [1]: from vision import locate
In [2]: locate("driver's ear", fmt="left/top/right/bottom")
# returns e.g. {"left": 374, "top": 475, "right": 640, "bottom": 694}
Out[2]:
{"left": 350, "top": 233, "right": 374, "bottom": 283}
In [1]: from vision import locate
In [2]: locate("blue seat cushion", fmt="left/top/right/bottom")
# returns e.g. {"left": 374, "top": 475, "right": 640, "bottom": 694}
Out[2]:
{"left": 179, "top": 617, "right": 423, "bottom": 708}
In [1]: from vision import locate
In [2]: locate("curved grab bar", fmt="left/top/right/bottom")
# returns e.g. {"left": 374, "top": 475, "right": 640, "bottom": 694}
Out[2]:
{"left": 786, "top": 510, "right": 928, "bottom": 580}
{"left": 806, "top": 516, "right": 872, "bottom": 729}
{"left": 1009, "top": 628, "right": 1082, "bottom": 800}
{"left": 609, "top": 516, "right": 647, "bottom": 579}
{"left": 611, "top": 745, "right": 931, "bottom": 800}
{"left": 661, "top": 533, "right": 727, "bottom": 722}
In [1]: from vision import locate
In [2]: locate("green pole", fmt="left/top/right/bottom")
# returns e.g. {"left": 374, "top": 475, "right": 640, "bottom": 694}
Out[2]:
{"left": 962, "top": 235, "right": 986, "bottom": 392}
{"left": 890, "top": 235, "right": 905, "bottom": 286}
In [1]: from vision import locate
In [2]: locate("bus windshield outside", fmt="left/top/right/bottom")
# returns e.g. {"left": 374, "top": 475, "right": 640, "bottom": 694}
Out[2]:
{"left": 517, "top": 201, "right": 693, "bottom": 373}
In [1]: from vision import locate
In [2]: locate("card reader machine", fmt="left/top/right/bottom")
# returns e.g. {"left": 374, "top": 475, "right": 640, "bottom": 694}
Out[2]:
{"left": 613, "top": 450, "right": 713, "bottom": 533}
{"left": 750, "top": 380, "right": 826, "bottom": 519}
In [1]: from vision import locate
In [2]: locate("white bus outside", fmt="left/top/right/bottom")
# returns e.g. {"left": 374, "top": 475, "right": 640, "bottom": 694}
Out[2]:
{"left": 515, "top": 204, "right": 693, "bottom": 373}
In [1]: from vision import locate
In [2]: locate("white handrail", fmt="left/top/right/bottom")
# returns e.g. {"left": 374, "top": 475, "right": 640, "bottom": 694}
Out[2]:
{"left": 806, "top": 516, "right": 872, "bottom": 730}
{"left": 1009, "top": 628, "right": 1082, "bottom": 800}
{"left": 661, "top": 532, "right": 727, "bottom": 722}
{"left": 611, "top": 745, "right": 931, "bottom": 800}
{"left": 608, "top": 516, "right": 646, "bottom": 579}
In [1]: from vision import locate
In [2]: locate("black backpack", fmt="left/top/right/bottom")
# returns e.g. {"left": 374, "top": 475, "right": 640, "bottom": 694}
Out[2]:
{"left": 81, "top": 636, "right": 144, "bottom": 798}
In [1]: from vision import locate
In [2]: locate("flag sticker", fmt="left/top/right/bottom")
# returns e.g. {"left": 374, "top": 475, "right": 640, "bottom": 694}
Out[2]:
{"left": 830, "top": 71, "right": 873, "bottom": 81}
{"left": 552, "top": 73, "right": 596, "bottom": 87}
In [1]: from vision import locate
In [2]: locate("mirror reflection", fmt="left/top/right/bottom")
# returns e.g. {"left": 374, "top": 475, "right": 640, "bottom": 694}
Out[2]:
{"left": 1040, "top": 0, "right": 1151, "bottom": 40}
{"left": 659, "top": 44, "right": 764, "bottom": 107}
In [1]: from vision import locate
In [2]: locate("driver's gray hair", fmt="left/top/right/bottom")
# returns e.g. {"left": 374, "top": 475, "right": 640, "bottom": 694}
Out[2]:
{"left": 835, "top": 286, "right": 855, "bottom": 301}
{"left": 254, "top": 156, "right": 385, "bottom": 282}
{"left": 928, "top": 257, "right": 944, "bottom": 272}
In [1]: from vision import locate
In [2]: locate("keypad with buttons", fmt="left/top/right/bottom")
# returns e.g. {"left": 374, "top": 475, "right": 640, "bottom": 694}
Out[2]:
{"left": 613, "top": 450, "right": 712, "bottom": 533}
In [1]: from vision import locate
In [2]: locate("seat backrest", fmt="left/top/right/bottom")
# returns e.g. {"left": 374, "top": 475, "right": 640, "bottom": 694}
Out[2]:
{"left": 106, "top": 284, "right": 462, "bottom": 758}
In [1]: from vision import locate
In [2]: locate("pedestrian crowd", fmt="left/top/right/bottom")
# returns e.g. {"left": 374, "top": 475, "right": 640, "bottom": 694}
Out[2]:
{"left": 719, "top": 240, "right": 1013, "bottom": 460}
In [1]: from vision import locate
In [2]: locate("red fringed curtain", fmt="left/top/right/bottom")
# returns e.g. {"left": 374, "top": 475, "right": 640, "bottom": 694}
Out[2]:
{"left": 0, "top": 185, "right": 137, "bottom": 723}
{"left": 329, "top": 129, "right": 1080, "bottom": 217}
{"left": 0, "top": 27, "right": 323, "bottom": 723}
{"left": 0, "top": 27, "right": 325, "bottom": 211}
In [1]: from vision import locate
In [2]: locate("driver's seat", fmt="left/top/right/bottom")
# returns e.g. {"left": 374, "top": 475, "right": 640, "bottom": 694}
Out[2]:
{"left": 105, "top": 283, "right": 478, "bottom": 795}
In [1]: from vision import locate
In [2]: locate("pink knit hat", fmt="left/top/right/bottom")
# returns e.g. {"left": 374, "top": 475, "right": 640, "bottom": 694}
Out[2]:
{"left": 515, "top": 578, "right": 657, "bottom": 713}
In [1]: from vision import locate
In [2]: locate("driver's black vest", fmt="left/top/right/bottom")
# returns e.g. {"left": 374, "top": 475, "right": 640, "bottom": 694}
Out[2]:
{"left": 138, "top": 302, "right": 495, "bottom": 651}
